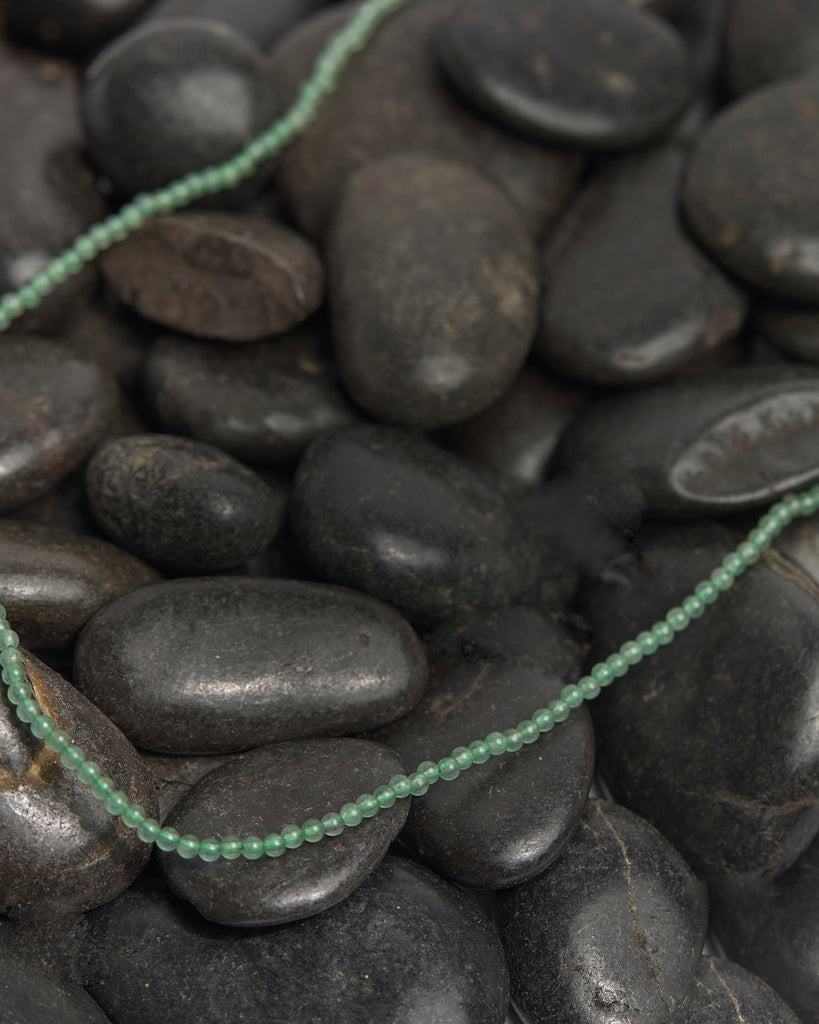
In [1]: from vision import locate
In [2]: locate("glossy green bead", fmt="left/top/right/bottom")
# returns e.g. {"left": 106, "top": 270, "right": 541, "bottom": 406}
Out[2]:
{"left": 579, "top": 676, "right": 601, "bottom": 701}
{"left": 61, "top": 250, "right": 82, "bottom": 273}
{"left": 16, "top": 698, "right": 41, "bottom": 723}
{"left": 517, "top": 720, "right": 540, "bottom": 743}
{"left": 119, "top": 203, "right": 146, "bottom": 231}
{"left": 531, "top": 708, "right": 555, "bottom": 733}
{"left": 218, "top": 836, "right": 243, "bottom": 859}
{"left": 767, "top": 504, "right": 793, "bottom": 529}
{"left": 90, "top": 775, "right": 115, "bottom": 800}
{"left": 76, "top": 760, "right": 102, "bottom": 786}
{"left": 618, "top": 641, "right": 642, "bottom": 666}
{"left": 666, "top": 606, "right": 690, "bottom": 632}
{"left": 6, "top": 681, "right": 31, "bottom": 705}
{"left": 486, "top": 731, "right": 506, "bottom": 756}
{"left": 722, "top": 552, "right": 745, "bottom": 577}
{"left": 281, "top": 824, "right": 305, "bottom": 848}
{"left": 0, "top": 646, "right": 22, "bottom": 667}
{"left": 156, "top": 827, "right": 181, "bottom": 852}
{"left": 468, "top": 739, "right": 491, "bottom": 762}
{"left": 437, "top": 756, "right": 460, "bottom": 780}
{"left": 74, "top": 236, "right": 97, "bottom": 260}
{"left": 45, "top": 728, "right": 71, "bottom": 754}
{"left": 321, "top": 812, "right": 344, "bottom": 836}
{"left": 177, "top": 835, "right": 201, "bottom": 859}
{"left": 340, "top": 802, "right": 364, "bottom": 826}
{"left": 17, "top": 284, "right": 39, "bottom": 309}
{"left": 407, "top": 773, "right": 429, "bottom": 796}
{"left": 416, "top": 761, "right": 439, "bottom": 786}
{"left": 374, "top": 785, "right": 396, "bottom": 808}
{"left": 167, "top": 181, "right": 193, "bottom": 206}
{"left": 388, "top": 774, "right": 412, "bottom": 799}
{"left": 1, "top": 663, "right": 25, "bottom": 686}
{"left": 0, "top": 628, "right": 19, "bottom": 648}
{"left": 302, "top": 819, "right": 324, "bottom": 842}
{"left": 136, "top": 818, "right": 161, "bottom": 843}
{"left": 30, "top": 714, "right": 56, "bottom": 739}
{"left": 104, "top": 790, "right": 130, "bottom": 816}
{"left": 355, "top": 794, "right": 379, "bottom": 818}
{"left": 198, "top": 839, "right": 222, "bottom": 862}
{"left": 561, "top": 684, "right": 584, "bottom": 707}
{"left": 241, "top": 835, "right": 265, "bottom": 859}
{"left": 633, "top": 631, "right": 658, "bottom": 657}
{"left": 60, "top": 743, "right": 85, "bottom": 769}
{"left": 681, "top": 595, "right": 705, "bottom": 620}
{"left": 264, "top": 833, "right": 286, "bottom": 857}
{"left": 0, "top": 294, "right": 23, "bottom": 319}
{"left": 736, "top": 541, "right": 761, "bottom": 566}
{"left": 747, "top": 527, "right": 772, "bottom": 548}
{"left": 710, "top": 567, "right": 734, "bottom": 592}
{"left": 605, "top": 652, "right": 629, "bottom": 678}
{"left": 121, "top": 803, "right": 147, "bottom": 829}
{"left": 651, "top": 620, "right": 674, "bottom": 645}
{"left": 501, "top": 728, "right": 522, "bottom": 752}
{"left": 694, "top": 580, "right": 718, "bottom": 605}
{"left": 590, "top": 662, "right": 615, "bottom": 687}
{"left": 87, "top": 224, "right": 114, "bottom": 250}
{"left": 452, "top": 745, "right": 475, "bottom": 767}
{"left": 549, "top": 698, "right": 571, "bottom": 722}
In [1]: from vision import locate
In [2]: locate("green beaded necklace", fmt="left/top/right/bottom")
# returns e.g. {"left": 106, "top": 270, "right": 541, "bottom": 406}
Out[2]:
{"left": 2, "top": 0, "right": 819, "bottom": 865}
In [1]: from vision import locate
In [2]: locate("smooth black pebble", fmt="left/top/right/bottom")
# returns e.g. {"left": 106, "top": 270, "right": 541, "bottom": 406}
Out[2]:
{"left": 82, "top": 858, "right": 510, "bottom": 1024}
{"left": 673, "top": 956, "right": 804, "bottom": 1024}
{"left": 329, "top": 153, "right": 539, "bottom": 428}
{"left": 0, "top": 944, "right": 111, "bottom": 1024}
{"left": 143, "top": 326, "right": 358, "bottom": 464}
{"left": 538, "top": 146, "right": 746, "bottom": 386}
{"left": 160, "top": 739, "right": 409, "bottom": 926}
{"left": 85, "top": 434, "right": 281, "bottom": 572}
{"left": 372, "top": 606, "right": 594, "bottom": 889}
{"left": 726, "top": 0, "right": 819, "bottom": 96}
{"left": 437, "top": 0, "right": 691, "bottom": 148}
{"left": 0, "top": 651, "right": 157, "bottom": 915}
{"left": 73, "top": 576, "right": 427, "bottom": 754}
{"left": 101, "top": 213, "right": 324, "bottom": 341}
{"left": 497, "top": 799, "right": 707, "bottom": 1024}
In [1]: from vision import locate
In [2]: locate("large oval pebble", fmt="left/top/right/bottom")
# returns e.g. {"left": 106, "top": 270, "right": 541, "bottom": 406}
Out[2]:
{"left": 144, "top": 327, "right": 358, "bottom": 464}
{"left": 538, "top": 146, "right": 746, "bottom": 386}
{"left": 578, "top": 523, "right": 819, "bottom": 880}
{"left": 0, "top": 336, "right": 116, "bottom": 514}
{"left": 497, "top": 799, "right": 707, "bottom": 1024}
{"left": 0, "top": 651, "right": 157, "bottom": 915}
{"left": 269, "top": 0, "right": 582, "bottom": 237}
{"left": 160, "top": 739, "right": 408, "bottom": 926}
{"left": 330, "top": 153, "right": 538, "bottom": 428}
{"left": 674, "top": 957, "right": 803, "bottom": 1024}
{"left": 373, "top": 606, "right": 594, "bottom": 889}
{"left": 554, "top": 367, "right": 819, "bottom": 516}
{"left": 727, "top": 0, "right": 819, "bottom": 96}
{"left": 83, "top": 859, "right": 510, "bottom": 1024}
{"left": 0, "top": 520, "right": 158, "bottom": 650}
{"left": 437, "top": 0, "right": 691, "bottom": 148}
{"left": 85, "top": 434, "right": 281, "bottom": 572}
{"left": 73, "top": 576, "right": 427, "bottom": 754}
{"left": 101, "top": 213, "right": 324, "bottom": 341}
{"left": 0, "top": 944, "right": 111, "bottom": 1024}
{"left": 291, "top": 425, "right": 546, "bottom": 624}
{"left": 684, "top": 75, "right": 819, "bottom": 301}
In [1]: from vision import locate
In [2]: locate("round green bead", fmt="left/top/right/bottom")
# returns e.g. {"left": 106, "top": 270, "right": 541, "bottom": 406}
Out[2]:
{"left": 321, "top": 812, "right": 344, "bottom": 836}
{"left": 16, "top": 698, "right": 41, "bottom": 723}
{"left": 30, "top": 714, "right": 56, "bottom": 739}
{"left": 0, "top": 295, "right": 23, "bottom": 319}
{"left": 710, "top": 568, "right": 733, "bottom": 592}
{"left": 0, "top": 646, "right": 22, "bottom": 667}
{"left": 635, "top": 631, "right": 659, "bottom": 656}
{"left": 177, "top": 835, "right": 201, "bottom": 859}
{"left": 74, "top": 235, "right": 96, "bottom": 260}
{"left": 694, "top": 580, "right": 718, "bottom": 605}
{"left": 605, "top": 653, "right": 629, "bottom": 678}
{"left": 218, "top": 836, "right": 243, "bottom": 859}
{"left": 241, "top": 835, "right": 265, "bottom": 859}
{"left": 388, "top": 774, "right": 412, "bottom": 799}
{"left": 651, "top": 620, "right": 674, "bottom": 645}
{"left": 104, "top": 790, "right": 130, "bottom": 816}
{"left": 302, "top": 819, "right": 324, "bottom": 842}
{"left": 281, "top": 825, "right": 305, "bottom": 848}
{"left": 76, "top": 760, "right": 102, "bottom": 786}
{"left": 503, "top": 728, "right": 523, "bottom": 753}
{"left": 7, "top": 682, "right": 31, "bottom": 705}
{"left": 736, "top": 541, "right": 761, "bottom": 566}
{"left": 61, "top": 250, "right": 82, "bottom": 273}
{"left": 561, "top": 684, "right": 584, "bottom": 708}
{"left": 468, "top": 739, "right": 491, "bottom": 762}
{"left": 156, "top": 827, "right": 181, "bottom": 852}
{"left": 340, "top": 802, "right": 364, "bottom": 826}
{"left": 355, "top": 794, "right": 379, "bottom": 818}
{"left": 666, "top": 606, "right": 690, "bottom": 632}
{"left": 121, "top": 804, "right": 147, "bottom": 829}
{"left": 416, "top": 761, "right": 439, "bottom": 786}
{"left": 452, "top": 746, "right": 475, "bottom": 767}
{"left": 60, "top": 744, "right": 85, "bottom": 769}
{"left": 0, "top": 628, "right": 19, "bottom": 648}
{"left": 374, "top": 785, "right": 396, "bottom": 809}
{"left": 437, "top": 756, "right": 460, "bottom": 780}
{"left": 45, "top": 729, "right": 71, "bottom": 754}
{"left": 264, "top": 833, "right": 286, "bottom": 857}
{"left": 590, "top": 662, "right": 615, "bottom": 687}
{"left": 486, "top": 732, "right": 506, "bottom": 756}
{"left": 531, "top": 708, "right": 555, "bottom": 733}
{"left": 619, "top": 642, "right": 642, "bottom": 666}
{"left": 407, "top": 773, "right": 429, "bottom": 796}
{"left": 136, "top": 818, "right": 161, "bottom": 844}
{"left": 549, "top": 698, "right": 571, "bottom": 722}
{"left": 90, "top": 775, "right": 115, "bottom": 801}
{"left": 1, "top": 663, "right": 25, "bottom": 685}
{"left": 579, "top": 677, "right": 601, "bottom": 701}
{"left": 517, "top": 720, "right": 540, "bottom": 743}
{"left": 198, "top": 838, "right": 222, "bottom": 862}
{"left": 17, "top": 284, "right": 39, "bottom": 309}
{"left": 722, "top": 552, "right": 745, "bottom": 576}
{"left": 681, "top": 595, "right": 705, "bottom": 620}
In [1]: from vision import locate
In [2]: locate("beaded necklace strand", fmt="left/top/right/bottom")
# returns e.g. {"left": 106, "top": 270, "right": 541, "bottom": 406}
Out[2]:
{"left": 1, "top": 0, "right": 819, "bottom": 863}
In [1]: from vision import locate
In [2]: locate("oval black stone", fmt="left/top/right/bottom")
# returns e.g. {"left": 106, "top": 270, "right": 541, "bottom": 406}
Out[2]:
{"left": 143, "top": 327, "right": 359, "bottom": 464}
{"left": 674, "top": 957, "right": 803, "bottom": 1024}
{"left": 329, "top": 153, "right": 539, "bottom": 428}
{"left": 437, "top": 0, "right": 691, "bottom": 148}
{"left": 290, "top": 425, "right": 546, "bottom": 624}
{"left": 83, "top": 859, "right": 510, "bottom": 1024}
{"left": 538, "top": 146, "right": 747, "bottom": 386}
{"left": 73, "top": 576, "right": 427, "bottom": 754}
{"left": 0, "top": 335, "right": 116, "bottom": 514}
{"left": 372, "top": 606, "right": 594, "bottom": 889}
{"left": 101, "top": 213, "right": 324, "bottom": 341}
{"left": 553, "top": 366, "right": 819, "bottom": 516}
{"left": 84, "top": 434, "right": 281, "bottom": 572}
{"left": 497, "top": 799, "right": 707, "bottom": 1024}
{"left": 0, "top": 520, "right": 159, "bottom": 650}
{"left": 578, "top": 522, "right": 819, "bottom": 880}
{"left": 3, "top": 0, "right": 152, "bottom": 53}
{"left": 684, "top": 75, "right": 819, "bottom": 301}
{"left": 160, "top": 739, "right": 409, "bottom": 926}
{"left": 0, "top": 944, "right": 112, "bottom": 1024}
{"left": 82, "top": 19, "right": 279, "bottom": 197}
{"left": 0, "top": 651, "right": 157, "bottom": 915}
{"left": 726, "top": 0, "right": 819, "bottom": 96}
{"left": 269, "top": 0, "right": 582, "bottom": 237}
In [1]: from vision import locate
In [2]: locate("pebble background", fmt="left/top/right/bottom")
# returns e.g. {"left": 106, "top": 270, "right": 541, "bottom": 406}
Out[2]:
{"left": 0, "top": 0, "right": 817, "bottom": 1022}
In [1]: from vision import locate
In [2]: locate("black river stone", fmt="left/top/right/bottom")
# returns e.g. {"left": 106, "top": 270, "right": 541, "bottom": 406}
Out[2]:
{"left": 0, "top": 945, "right": 111, "bottom": 1024}
{"left": 437, "top": 0, "right": 691, "bottom": 149}
{"left": 577, "top": 523, "right": 819, "bottom": 881}
{"left": 269, "top": 0, "right": 583, "bottom": 238}
{"left": 0, "top": 520, "right": 159, "bottom": 650}
{"left": 84, "top": 434, "right": 281, "bottom": 572}
{"left": 553, "top": 366, "right": 819, "bottom": 516}
{"left": 141, "top": 752, "right": 234, "bottom": 821}
{"left": 538, "top": 146, "right": 747, "bottom": 386}
{"left": 726, "top": 0, "right": 819, "bottom": 96}
{"left": 372, "top": 606, "right": 594, "bottom": 890}
{"left": 754, "top": 300, "right": 819, "bottom": 364}
{"left": 497, "top": 799, "right": 707, "bottom": 1024}
{"left": 82, "top": 19, "right": 279, "bottom": 198}
{"left": 0, "top": 335, "right": 116, "bottom": 515}
{"left": 73, "top": 576, "right": 427, "bottom": 754}
{"left": 710, "top": 832, "right": 819, "bottom": 1024}
{"left": 684, "top": 75, "right": 819, "bottom": 301}
{"left": 2, "top": 0, "right": 151, "bottom": 53}
{"left": 143, "top": 0, "right": 331, "bottom": 48}
{"left": 290, "top": 425, "right": 546, "bottom": 624}
{"left": 0, "top": 651, "right": 157, "bottom": 916}
{"left": 0, "top": 44, "right": 102, "bottom": 332}
{"left": 143, "top": 326, "right": 359, "bottom": 464}
{"left": 101, "top": 213, "right": 324, "bottom": 342}
{"left": 82, "top": 859, "right": 510, "bottom": 1024}
{"left": 160, "top": 739, "right": 409, "bottom": 926}
{"left": 329, "top": 153, "right": 539, "bottom": 428}
{"left": 673, "top": 957, "right": 803, "bottom": 1024}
